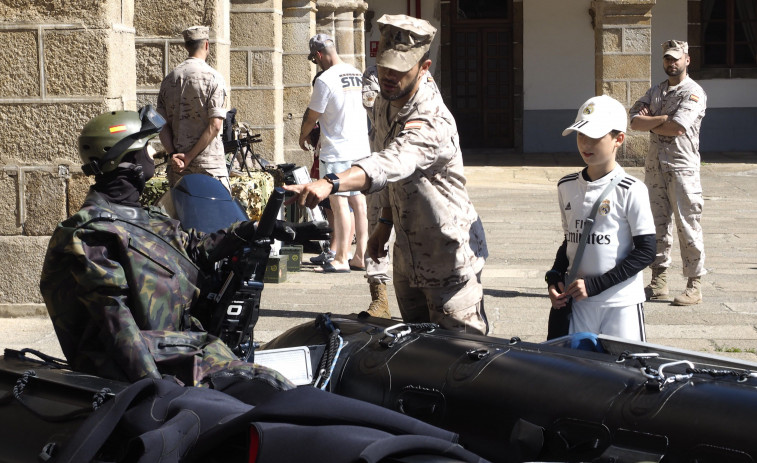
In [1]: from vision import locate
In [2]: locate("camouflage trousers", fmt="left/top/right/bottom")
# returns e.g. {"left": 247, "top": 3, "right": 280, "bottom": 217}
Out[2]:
{"left": 393, "top": 269, "right": 488, "bottom": 335}
{"left": 365, "top": 192, "right": 392, "bottom": 284}
{"left": 644, "top": 163, "right": 706, "bottom": 278}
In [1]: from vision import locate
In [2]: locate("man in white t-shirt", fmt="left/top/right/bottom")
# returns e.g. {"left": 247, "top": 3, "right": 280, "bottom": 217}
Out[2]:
{"left": 299, "top": 34, "right": 370, "bottom": 273}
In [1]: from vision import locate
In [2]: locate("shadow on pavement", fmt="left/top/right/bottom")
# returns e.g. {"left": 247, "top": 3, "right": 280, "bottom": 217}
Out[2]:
{"left": 484, "top": 288, "right": 546, "bottom": 299}
{"left": 463, "top": 149, "right": 757, "bottom": 167}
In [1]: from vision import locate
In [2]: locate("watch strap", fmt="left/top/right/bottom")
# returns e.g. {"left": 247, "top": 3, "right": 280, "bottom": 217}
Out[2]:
{"left": 324, "top": 173, "right": 339, "bottom": 195}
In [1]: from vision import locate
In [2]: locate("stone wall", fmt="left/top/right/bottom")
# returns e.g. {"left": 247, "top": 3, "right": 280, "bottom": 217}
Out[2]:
{"left": 135, "top": 0, "right": 230, "bottom": 116}
{"left": 283, "top": 0, "right": 317, "bottom": 168}
{"left": 0, "top": 0, "right": 137, "bottom": 312}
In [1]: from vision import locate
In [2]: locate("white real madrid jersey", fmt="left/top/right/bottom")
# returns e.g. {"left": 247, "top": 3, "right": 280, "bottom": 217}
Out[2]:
{"left": 557, "top": 165, "right": 655, "bottom": 307}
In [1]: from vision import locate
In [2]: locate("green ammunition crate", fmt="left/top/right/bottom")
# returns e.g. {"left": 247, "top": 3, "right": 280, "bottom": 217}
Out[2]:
{"left": 264, "top": 255, "right": 287, "bottom": 283}
{"left": 279, "top": 245, "right": 303, "bottom": 272}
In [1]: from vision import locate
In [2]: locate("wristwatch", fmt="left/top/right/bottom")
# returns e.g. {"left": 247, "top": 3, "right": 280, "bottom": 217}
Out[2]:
{"left": 324, "top": 173, "right": 340, "bottom": 195}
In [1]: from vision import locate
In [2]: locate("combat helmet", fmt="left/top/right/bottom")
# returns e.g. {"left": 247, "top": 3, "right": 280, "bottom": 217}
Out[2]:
{"left": 78, "top": 105, "right": 165, "bottom": 176}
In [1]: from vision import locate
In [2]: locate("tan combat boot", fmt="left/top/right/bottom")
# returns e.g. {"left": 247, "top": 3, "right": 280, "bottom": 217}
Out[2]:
{"left": 672, "top": 277, "right": 702, "bottom": 306}
{"left": 645, "top": 267, "right": 669, "bottom": 300}
{"left": 366, "top": 282, "right": 391, "bottom": 319}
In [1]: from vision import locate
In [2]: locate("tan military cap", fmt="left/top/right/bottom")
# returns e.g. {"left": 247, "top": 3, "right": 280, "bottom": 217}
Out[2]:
{"left": 662, "top": 40, "right": 688, "bottom": 59}
{"left": 376, "top": 14, "right": 436, "bottom": 73}
{"left": 183, "top": 26, "right": 209, "bottom": 42}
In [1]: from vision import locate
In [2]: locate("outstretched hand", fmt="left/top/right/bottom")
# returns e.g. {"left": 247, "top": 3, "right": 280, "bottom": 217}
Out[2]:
{"left": 282, "top": 179, "right": 333, "bottom": 209}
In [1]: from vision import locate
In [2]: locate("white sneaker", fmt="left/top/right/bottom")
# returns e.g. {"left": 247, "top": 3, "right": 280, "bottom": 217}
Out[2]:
{"left": 310, "top": 250, "right": 335, "bottom": 265}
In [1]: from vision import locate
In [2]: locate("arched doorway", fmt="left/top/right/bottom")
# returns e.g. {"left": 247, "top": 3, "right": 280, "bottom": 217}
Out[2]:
{"left": 447, "top": 0, "right": 514, "bottom": 149}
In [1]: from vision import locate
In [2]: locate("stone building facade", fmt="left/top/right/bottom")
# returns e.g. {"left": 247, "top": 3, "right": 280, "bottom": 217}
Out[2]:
{"left": 0, "top": 0, "right": 366, "bottom": 316}
{"left": 0, "top": 0, "right": 659, "bottom": 314}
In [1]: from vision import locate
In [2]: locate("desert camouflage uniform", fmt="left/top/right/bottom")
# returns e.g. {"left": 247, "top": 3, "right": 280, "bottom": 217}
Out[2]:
{"left": 354, "top": 79, "right": 489, "bottom": 334}
{"left": 630, "top": 76, "right": 707, "bottom": 277}
{"left": 40, "top": 190, "right": 293, "bottom": 389}
{"left": 361, "top": 65, "right": 391, "bottom": 285}
{"left": 361, "top": 66, "right": 442, "bottom": 286}
{"left": 157, "top": 57, "right": 229, "bottom": 188}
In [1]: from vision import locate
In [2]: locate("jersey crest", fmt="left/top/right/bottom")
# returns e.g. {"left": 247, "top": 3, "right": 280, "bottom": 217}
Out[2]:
{"left": 599, "top": 199, "right": 611, "bottom": 216}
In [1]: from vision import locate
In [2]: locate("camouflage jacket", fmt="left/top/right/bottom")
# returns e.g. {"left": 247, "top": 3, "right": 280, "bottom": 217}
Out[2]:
{"left": 629, "top": 76, "right": 707, "bottom": 172}
{"left": 157, "top": 58, "right": 228, "bottom": 177}
{"left": 354, "top": 82, "right": 488, "bottom": 288}
{"left": 40, "top": 190, "right": 292, "bottom": 389}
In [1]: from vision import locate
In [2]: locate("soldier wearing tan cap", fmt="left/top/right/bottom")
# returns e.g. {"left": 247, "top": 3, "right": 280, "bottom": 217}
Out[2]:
{"left": 157, "top": 26, "right": 230, "bottom": 190}
{"left": 286, "top": 14, "right": 489, "bottom": 335}
{"left": 630, "top": 40, "right": 707, "bottom": 306}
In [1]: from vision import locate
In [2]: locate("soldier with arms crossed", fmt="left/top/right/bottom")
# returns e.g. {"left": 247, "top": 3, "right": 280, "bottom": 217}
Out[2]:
{"left": 630, "top": 40, "right": 707, "bottom": 306}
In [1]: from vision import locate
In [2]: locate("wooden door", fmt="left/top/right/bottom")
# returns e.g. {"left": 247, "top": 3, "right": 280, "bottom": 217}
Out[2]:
{"left": 449, "top": 0, "right": 513, "bottom": 148}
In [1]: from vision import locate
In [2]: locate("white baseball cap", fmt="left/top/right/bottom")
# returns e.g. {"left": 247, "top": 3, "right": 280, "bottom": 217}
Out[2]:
{"left": 562, "top": 95, "right": 628, "bottom": 138}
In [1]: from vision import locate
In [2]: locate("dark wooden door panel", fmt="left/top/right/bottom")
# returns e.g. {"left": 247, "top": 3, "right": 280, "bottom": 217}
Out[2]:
{"left": 449, "top": 1, "right": 513, "bottom": 149}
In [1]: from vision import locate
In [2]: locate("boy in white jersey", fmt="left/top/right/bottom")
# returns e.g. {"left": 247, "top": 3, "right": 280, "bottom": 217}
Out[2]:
{"left": 546, "top": 95, "right": 656, "bottom": 341}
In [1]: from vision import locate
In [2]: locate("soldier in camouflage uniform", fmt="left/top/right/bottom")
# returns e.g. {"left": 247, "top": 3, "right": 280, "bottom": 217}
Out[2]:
{"left": 157, "top": 26, "right": 230, "bottom": 190}
{"left": 286, "top": 14, "right": 489, "bottom": 334}
{"left": 360, "top": 64, "right": 441, "bottom": 319}
{"left": 40, "top": 107, "right": 293, "bottom": 392}
{"left": 630, "top": 40, "right": 707, "bottom": 306}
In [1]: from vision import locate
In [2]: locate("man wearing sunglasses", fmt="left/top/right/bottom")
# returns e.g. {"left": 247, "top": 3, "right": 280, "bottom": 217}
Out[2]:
{"left": 298, "top": 33, "right": 371, "bottom": 274}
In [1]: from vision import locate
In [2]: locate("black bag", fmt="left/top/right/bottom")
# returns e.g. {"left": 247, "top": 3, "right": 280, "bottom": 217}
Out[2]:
{"left": 546, "top": 300, "right": 572, "bottom": 340}
{"left": 51, "top": 377, "right": 488, "bottom": 463}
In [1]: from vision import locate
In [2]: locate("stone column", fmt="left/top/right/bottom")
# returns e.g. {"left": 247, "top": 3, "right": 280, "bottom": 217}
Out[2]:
{"left": 352, "top": 4, "right": 367, "bottom": 70}
{"left": 229, "top": 0, "right": 284, "bottom": 163}
{"left": 591, "top": 0, "right": 656, "bottom": 164}
{"left": 316, "top": 0, "right": 368, "bottom": 67}
{"left": 0, "top": 0, "right": 137, "bottom": 314}
{"left": 315, "top": 1, "right": 336, "bottom": 37}
{"left": 283, "top": 0, "right": 317, "bottom": 167}
{"left": 334, "top": 8, "right": 356, "bottom": 66}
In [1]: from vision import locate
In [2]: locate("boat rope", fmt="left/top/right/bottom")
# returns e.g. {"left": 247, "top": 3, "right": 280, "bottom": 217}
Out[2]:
{"left": 686, "top": 367, "right": 757, "bottom": 383}
{"left": 313, "top": 313, "right": 345, "bottom": 390}
{"left": 9, "top": 370, "right": 114, "bottom": 421}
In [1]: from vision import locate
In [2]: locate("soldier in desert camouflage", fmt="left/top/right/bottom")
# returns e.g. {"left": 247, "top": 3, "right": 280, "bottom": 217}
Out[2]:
{"left": 630, "top": 40, "right": 707, "bottom": 306}
{"left": 40, "top": 107, "right": 293, "bottom": 391}
{"left": 157, "top": 26, "right": 230, "bottom": 190}
{"left": 286, "top": 14, "right": 489, "bottom": 334}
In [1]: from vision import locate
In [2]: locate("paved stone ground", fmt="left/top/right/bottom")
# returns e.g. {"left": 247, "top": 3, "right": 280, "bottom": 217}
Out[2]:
{"left": 3, "top": 152, "right": 757, "bottom": 363}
